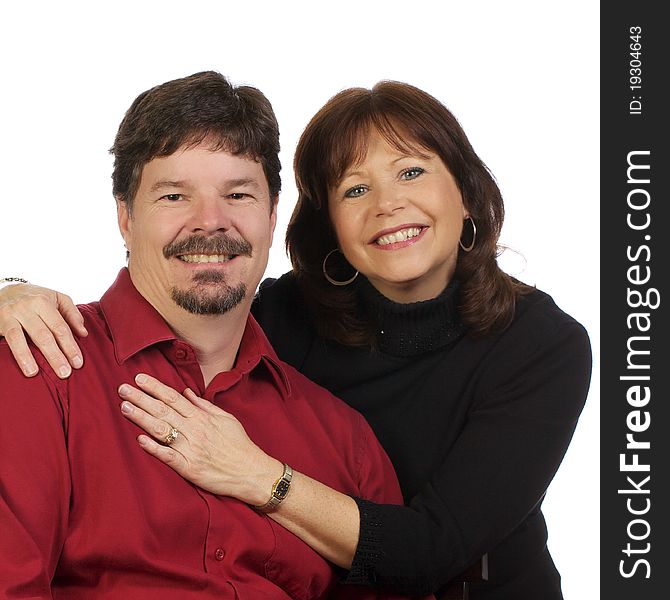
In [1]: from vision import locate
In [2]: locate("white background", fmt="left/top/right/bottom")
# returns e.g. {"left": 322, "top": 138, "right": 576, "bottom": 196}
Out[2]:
{"left": 0, "top": 1, "right": 599, "bottom": 597}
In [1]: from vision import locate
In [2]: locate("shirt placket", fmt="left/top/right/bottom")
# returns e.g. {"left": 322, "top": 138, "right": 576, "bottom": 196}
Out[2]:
{"left": 168, "top": 341, "right": 205, "bottom": 394}
{"left": 196, "top": 377, "right": 270, "bottom": 587}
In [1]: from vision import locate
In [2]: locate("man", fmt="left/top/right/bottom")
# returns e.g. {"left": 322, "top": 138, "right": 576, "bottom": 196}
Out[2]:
{"left": 0, "top": 72, "right": 403, "bottom": 599}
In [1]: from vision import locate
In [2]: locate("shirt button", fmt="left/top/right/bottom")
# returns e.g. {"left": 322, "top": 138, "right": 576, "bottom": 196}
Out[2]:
{"left": 175, "top": 349, "right": 187, "bottom": 360}
{"left": 214, "top": 548, "right": 225, "bottom": 561}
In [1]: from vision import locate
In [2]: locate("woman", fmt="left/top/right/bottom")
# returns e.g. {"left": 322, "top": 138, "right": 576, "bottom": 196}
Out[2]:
{"left": 0, "top": 82, "right": 591, "bottom": 599}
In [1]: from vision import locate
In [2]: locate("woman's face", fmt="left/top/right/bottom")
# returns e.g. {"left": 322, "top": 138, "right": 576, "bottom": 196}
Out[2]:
{"left": 328, "top": 130, "right": 467, "bottom": 303}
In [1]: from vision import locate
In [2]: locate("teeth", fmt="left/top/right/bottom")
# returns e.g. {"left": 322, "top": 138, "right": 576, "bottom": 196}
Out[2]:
{"left": 375, "top": 227, "right": 422, "bottom": 246}
{"left": 178, "top": 254, "right": 231, "bottom": 263}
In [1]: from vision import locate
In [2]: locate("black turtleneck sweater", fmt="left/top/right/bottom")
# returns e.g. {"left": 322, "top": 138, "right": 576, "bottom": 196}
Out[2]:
{"left": 251, "top": 272, "right": 592, "bottom": 600}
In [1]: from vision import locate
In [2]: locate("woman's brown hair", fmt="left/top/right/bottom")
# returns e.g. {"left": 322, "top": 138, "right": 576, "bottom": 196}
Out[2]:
{"left": 286, "top": 81, "right": 530, "bottom": 347}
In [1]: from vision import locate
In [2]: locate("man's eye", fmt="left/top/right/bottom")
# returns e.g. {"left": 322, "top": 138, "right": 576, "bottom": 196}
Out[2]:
{"left": 162, "top": 194, "right": 183, "bottom": 201}
{"left": 228, "top": 193, "right": 248, "bottom": 200}
{"left": 344, "top": 185, "right": 368, "bottom": 198}
{"left": 400, "top": 167, "right": 424, "bottom": 180}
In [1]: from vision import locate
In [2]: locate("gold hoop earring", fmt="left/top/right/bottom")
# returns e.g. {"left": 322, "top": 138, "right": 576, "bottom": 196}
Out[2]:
{"left": 459, "top": 217, "right": 477, "bottom": 252}
{"left": 322, "top": 249, "right": 359, "bottom": 286}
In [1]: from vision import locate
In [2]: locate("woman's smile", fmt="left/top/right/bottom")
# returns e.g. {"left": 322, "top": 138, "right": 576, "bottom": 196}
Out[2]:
{"left": 370, "top": 224, "right": 427, "bottom": 248}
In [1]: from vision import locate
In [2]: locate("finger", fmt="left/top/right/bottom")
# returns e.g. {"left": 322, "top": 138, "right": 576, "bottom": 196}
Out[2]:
{"left": 184, "top": 388, "right": 224, "bottom": 416}
{"left": 3, "top": 320, "right": 39, "bottom": 376}
{"left": 118, "top": 383, "right": 184, "bottom": 426}
{"left": 137, "top": 434, "right": 190, "bottom": 474}
{"left": 39, "top": 302, "right": 84, "bottom": 370}
{"left": 134, "top": 373, "right": 199, "bottom": 418}
{"left": 0, "top": 287, "right": 74, "bottom": 377}
{"left": 56, "top": 292, "right": 88, "bottom": 338}
{"left": 18, "top": 312, "right": 73, "bottom": 379}
{"left": 120, "top": 399, "right": 184, "bottom": 445}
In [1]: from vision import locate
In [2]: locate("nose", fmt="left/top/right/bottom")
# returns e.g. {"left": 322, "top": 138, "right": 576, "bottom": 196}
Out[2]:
{"left": 372, "top": 186, "right": 406, "bottom": 217}
{"left": 188, "top": 196, "right": 233, "bottom": 233}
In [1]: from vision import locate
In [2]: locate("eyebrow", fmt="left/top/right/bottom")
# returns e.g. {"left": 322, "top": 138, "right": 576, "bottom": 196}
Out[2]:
{"left": 340, "top": 169, "right": 364, "bottom": 181}
{"left": 150, "top": 180, "right": 188, "bottom": 192}
{"left": 225, "top": 177, "right": 262, "bottom": 189}
{"left": 149, "top": 177, "right": 262, "bottom": 193}
{"left": 340, "top": 154, "right": 432, "bottom": 183}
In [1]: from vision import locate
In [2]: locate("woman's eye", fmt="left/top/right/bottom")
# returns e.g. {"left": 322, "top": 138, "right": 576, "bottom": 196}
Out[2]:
{"left": 162, "top": 194, "right": 183, "bottom": 201}
{"left": 344, "top": 185, "right": 368, "bottom": 198}
{"left": 400, "top": 167, "right": 424, "bottom": 180}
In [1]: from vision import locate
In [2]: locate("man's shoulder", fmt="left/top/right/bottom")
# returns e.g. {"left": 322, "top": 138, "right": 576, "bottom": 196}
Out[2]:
{"left": 0, "top": 337, "right": 25, "bottom": 374}
{"left": 1, "top": 299, "right": 112, "bottom": 385}
{"left": 77, "top": 300, "right": 104, "bottom": 323}
{"left": 22, "top": 300, "right": 110, "bottom": 387}
{"left": 0, "top": 335, "right": 65, "bottom": 406}
{"left": 76, "top": 300, "right": 113, "bottom": 342}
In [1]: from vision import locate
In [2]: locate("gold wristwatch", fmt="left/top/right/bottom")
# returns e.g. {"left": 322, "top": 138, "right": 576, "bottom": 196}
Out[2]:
{"left": 254, "top": 463, "right": 293, "bottom": 512}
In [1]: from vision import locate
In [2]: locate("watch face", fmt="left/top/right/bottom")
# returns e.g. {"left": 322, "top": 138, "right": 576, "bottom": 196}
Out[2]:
{"left": 275, "top": 480, "right": 290, "bottom": 499}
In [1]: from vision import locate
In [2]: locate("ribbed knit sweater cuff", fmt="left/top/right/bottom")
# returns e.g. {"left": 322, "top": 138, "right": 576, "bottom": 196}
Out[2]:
{"left": 345, "top": 497, "right": 384, "bottom": 585}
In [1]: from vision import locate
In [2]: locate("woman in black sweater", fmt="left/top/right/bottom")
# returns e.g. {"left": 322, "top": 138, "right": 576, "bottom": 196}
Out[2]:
{"left": 0, "top": 82, "right": 591, "bottom": 598}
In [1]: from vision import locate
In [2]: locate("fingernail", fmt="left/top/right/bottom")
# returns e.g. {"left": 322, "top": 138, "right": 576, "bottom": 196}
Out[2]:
{"left": 120, "top": 401, "right": 133, "bottom": 414}
{"left": 24, "top": 364, "right": 38, "bottom": 377}
{"left": 135, "top": 373, "right": 147, "bottom": 384}
{"left": 59, "top": 365, "right": 72, "bottom": 378}
{"left": 138, "top": 435, "right": 149, "bottom": 446}
{"left": 72, "top": 355, "right": 83, "bottom": 369}
{"left": 118, "top": 384, "right": 131, "bottom": 396}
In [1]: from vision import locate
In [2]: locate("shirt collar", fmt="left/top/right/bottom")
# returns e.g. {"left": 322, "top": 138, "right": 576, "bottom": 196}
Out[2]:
{"left": 357, "top": 275, "right": 465, "bottom": 357}
{"left": 99, "top": 268, "right": 291, "bottom": 397}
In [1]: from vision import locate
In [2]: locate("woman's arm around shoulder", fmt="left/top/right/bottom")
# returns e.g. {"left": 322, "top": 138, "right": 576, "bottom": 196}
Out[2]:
{"left": 0, "top": 282, "right": 87, "bottom": 378}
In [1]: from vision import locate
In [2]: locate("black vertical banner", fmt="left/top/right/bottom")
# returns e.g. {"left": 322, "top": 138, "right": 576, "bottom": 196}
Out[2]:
{"left": 601, "top": 3, "right": 670, "bottom": 598}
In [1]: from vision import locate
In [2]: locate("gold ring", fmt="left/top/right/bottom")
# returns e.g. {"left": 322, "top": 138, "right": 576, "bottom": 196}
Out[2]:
{"left": 164, "top": 427, "right": 180, "bottom": 445}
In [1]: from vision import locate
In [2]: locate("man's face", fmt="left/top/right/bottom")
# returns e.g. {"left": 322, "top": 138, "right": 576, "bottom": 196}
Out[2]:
{"left": 118, "top": 143, "right": 277, "bottom": 321}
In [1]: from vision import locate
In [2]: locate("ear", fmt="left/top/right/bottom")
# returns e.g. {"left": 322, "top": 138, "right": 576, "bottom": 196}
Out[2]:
{"left": 268, "top": 195, "right": 279, "bottom": 247}
{"left": 116, "top": 198, "right": 132, "bottom": 251}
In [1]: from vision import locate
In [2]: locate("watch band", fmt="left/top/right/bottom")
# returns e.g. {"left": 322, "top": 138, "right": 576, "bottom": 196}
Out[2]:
{"left": 0, "top": 277, "right": 29, "bottom": 291}
{"left": 254, "top": 463, "right": 293, "bottom": 513}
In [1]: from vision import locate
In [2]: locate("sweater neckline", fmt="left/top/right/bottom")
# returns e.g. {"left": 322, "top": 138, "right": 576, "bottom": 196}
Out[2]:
{"left": 357, "top": 277, "right": 465, "bottom": 357}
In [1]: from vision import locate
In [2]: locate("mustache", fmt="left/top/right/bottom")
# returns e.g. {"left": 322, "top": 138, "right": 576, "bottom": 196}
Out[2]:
{"left": 163, "top": 234, "right": 252, "bottom": 259}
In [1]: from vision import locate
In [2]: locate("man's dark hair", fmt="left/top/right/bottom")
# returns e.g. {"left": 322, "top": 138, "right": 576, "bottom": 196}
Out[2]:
{"left": 111, "top": 71, "right": 281, "bottom": 210}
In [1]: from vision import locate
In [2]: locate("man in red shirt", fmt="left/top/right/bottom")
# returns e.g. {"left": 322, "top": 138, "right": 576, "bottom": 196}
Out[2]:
{"left": 0, "top": 72, "right": 403, "bottom": 599}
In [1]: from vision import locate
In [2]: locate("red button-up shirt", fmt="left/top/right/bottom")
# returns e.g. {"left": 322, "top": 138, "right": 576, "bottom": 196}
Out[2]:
{"left": 0, "top": 269, "right": 405, "bottom": 600}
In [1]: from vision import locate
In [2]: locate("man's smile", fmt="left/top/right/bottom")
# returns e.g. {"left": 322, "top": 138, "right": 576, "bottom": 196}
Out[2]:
{"left": 177, "top": 254, "right": 235, "bottom": 263}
